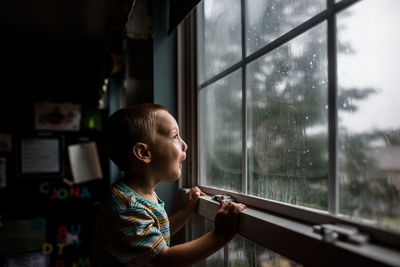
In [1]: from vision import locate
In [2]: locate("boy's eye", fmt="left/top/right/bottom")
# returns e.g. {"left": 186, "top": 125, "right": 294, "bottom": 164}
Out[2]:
{"left": 173, "top": 134, "right": 179, "bottom": 140}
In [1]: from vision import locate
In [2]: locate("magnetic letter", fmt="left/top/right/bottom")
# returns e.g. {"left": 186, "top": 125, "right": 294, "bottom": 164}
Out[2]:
{"left": 42, "top": 243, "right": 53, "bottom": 255}
{"left": 57, "top": 226, "right": 68, "bottom": 240}
{"left": 39, "top": 182, "right": 49, "bottom": 194}
{"left": 55, "top": 259, "right": 65, "bottom": 267}
{"left": 50, "top": 188, "right": 58, "bottom": 199}
{"left": 32, "top": 217, "right": 46, "bottom": 230}
{"left": 69, "top": 186, "right": 80, "bottom": 198}
{"left": 77, "top": 257, "right": 90, "bottom": 267}
{"left": 57, "top": 188, "right": 68, "bottom": 200}
{"left": 57, "top": 243, "right": 66, "bottom": 255}
{"left": 70, "top": 224, "right": 81, "bottom": 235}
{"left": 80, "top": 187, "right": 91, "bottom": 199}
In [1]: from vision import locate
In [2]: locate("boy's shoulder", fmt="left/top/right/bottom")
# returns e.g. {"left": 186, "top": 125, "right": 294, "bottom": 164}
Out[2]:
{"left": 109, "top": 180, "right": 142, "bottom": 210}
{"left": 108, "top": 180, "right": 164, "bottom": 214}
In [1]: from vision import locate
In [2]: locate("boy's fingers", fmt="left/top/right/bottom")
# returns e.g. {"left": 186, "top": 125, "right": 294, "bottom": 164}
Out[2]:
{"left": 229, "top": 203, "right": 246, "bottom": 214}
{"left": 192, "top": 186, "right": 205, "bottom": 195}
{"left": 219, "top": 199, "right": 227, "bottom": 209}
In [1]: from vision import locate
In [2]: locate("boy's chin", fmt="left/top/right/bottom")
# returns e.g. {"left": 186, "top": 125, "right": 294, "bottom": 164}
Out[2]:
{"left": 162, "top": 173, "right": 181, "bottom": 182}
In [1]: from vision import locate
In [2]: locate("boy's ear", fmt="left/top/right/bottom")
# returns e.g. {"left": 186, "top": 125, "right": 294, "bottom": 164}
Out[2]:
{"left": 132, "top": 142, "right": 152, "bottom": 163}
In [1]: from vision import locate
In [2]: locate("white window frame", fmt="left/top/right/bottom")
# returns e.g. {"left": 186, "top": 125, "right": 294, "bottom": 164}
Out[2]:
{"left": 177, "top": 0, "right": 400, "bottom": 266}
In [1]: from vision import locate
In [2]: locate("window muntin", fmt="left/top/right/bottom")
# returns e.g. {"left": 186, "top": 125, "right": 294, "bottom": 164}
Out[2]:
{"left": 198, "top": 0, "right": 242, "bottom": 84}
{"left": 199, "top": 70, "right": 242, "bottom": 192}
{"left": 247, "top": 23, "right": 328, "bottom": 210}
{"left": 197, "top": 0, "right": 400, "bottom": 233}
{"left": 337, "top": 0, "right": 400, "bottom": 228}
{"left": 245, "top": 0, "right": 326, "bottom": 55}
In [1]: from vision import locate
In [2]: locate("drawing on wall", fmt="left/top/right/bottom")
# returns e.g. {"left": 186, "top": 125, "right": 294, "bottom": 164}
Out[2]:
{"left": 34, "top": 102, "right": 81, "bottom": 131}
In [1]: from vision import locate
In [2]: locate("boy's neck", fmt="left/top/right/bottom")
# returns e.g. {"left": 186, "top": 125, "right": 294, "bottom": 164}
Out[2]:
{"left": 122, "top": 173, "right": 158, "bottom": 202}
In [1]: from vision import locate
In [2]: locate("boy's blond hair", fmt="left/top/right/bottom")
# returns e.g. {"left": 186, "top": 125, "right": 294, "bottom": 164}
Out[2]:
{"left": 103, "top": 103, "right": 167, "bottom": 170}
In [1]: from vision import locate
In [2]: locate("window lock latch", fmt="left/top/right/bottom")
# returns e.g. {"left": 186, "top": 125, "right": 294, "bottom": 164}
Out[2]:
{"left": 212, "top": 194, "right": 236, "bottom": 204}
{"left": 312, "top": 223, "right": 369, "bottom": 245}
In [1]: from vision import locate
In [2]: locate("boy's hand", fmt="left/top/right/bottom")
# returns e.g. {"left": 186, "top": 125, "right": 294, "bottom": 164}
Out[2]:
{"left": 214, "top": 200, "right": 246, "bottom": 242}
{"left": 184, "top": 186, "right": 205, "bottom": 213}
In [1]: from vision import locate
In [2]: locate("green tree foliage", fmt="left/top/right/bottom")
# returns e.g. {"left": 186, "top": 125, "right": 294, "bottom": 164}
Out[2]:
{"left": 200, "top": 0, "right": 400, "bottom": 233}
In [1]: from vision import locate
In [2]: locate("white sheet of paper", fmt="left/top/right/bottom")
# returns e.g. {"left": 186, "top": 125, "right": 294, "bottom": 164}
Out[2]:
{"left": 0, "top": 157, "right": 6, "bottom": 188}
{"left": 21, "top": 138, "right": 60, "bottom": 174}
{"left": 68, "top": 142, "right": 103, "bottom": 184}
{"left": 5, "top": 251, "right": 49, "bottom": 267}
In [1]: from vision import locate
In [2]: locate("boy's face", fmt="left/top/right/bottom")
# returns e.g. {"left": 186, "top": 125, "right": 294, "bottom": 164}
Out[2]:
{"left": 149, "top": 110, "right": 187, "bottom": 182}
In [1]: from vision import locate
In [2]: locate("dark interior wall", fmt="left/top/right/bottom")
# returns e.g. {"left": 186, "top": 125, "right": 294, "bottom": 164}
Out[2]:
{"left": 0, "top": 0, "right": 112, "bottom": 132}
{"left": 0, "top": 0, "right": 130, "bottom": 265}
{"left": 152, "top": 0, "right": 179, "bottom": 218}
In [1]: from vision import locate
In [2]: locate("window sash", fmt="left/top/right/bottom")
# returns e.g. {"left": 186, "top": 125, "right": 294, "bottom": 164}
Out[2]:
{"left": 191, "top": 190, "right": 400, "bottom": 266}
{"left": 197, "top": 0, "right": 363, "bottom": 216}
{"left": 177, "top": 0, "right": 400, "bottom": 262}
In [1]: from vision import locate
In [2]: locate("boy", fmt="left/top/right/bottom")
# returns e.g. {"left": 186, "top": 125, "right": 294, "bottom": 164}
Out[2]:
{"left": 92, "top": 103, "right": 246, "bottom": 266}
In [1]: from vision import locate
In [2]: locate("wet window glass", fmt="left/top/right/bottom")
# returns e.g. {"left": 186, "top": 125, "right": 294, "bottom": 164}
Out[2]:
{"left": 337, "top": 0, "right": 400, "bottom": 228}
{"left": 199, "top": 70, "right": 242, "bottom": 192}
{"left": 197, "top": 0, "right": 400, "bottom": 232}
{"left": 191, "top": 216, "right": 302, "bottom": 267}
{"left": 247, "top": 23, "right": 328, "bottom": 210}
{"left": 197, "top": 0, "right": 242, "bottom": 84}
{"left": 245, "top": 0, "right": 325, "bottom": 55}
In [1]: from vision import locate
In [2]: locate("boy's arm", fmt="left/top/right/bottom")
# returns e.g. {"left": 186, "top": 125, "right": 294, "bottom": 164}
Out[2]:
{"left": 169, "top": 186, "right": 205, "bottom": 236}
{"left": 151, "top": 201, "right": 246, "bottom": 267}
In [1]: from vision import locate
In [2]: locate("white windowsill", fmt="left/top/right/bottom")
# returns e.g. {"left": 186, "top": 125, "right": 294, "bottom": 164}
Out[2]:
{"left": 193, "top": 194, "right": 400, "bottom": 267}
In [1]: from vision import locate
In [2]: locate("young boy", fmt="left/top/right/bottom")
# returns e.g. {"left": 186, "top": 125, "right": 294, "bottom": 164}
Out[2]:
{"left": 92, "top": 103, "right": 245, "bottom": 266}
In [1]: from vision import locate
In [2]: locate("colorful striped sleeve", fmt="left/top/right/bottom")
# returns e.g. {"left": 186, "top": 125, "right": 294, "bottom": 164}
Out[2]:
{"left": 107, "top": 207, "right": 168, "bottom": 266}
{"left": 96, "top": 185, "right": 168, "bottom": 267}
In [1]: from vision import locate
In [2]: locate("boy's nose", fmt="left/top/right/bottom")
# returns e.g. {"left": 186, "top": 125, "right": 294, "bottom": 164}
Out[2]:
{"left": 182, "top": 139, "right": 188, "bottom": 152}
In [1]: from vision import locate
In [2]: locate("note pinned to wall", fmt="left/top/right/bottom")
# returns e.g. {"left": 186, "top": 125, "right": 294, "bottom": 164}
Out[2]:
{"left": 0, "top": 218, "right": 46, "bottom": 253}
{"left": 68, "top": 142, "right": 103, "bottom": 184}
{"left": 4, "top": 251, "right": 49, "bottom": 267}
{"left": 0, "top": 157, "right": 6, "bottom": 188}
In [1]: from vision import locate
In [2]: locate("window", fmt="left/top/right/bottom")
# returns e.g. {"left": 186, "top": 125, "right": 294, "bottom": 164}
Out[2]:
{"left": 197, "top": 0, "right": 400, "bottom": 229}
{"left": 178, "top": 0, "right": 400, "bottom": 265}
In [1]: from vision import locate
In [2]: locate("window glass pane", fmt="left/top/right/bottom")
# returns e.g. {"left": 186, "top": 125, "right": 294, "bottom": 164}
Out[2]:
{"left": 229, "top": 234, "right": 302, "bottom": 267}
{"left": 197, "top": 0, "right": 242, "bottom": 84}
{"left": 191, "top": 216, "right": 302, "bottom": 267}
{"left": 199, "top": 70, "right": 242, "bottom": 192}
{"left": 337, "top": 0, "right": 400, "bottom": 229}
{"left": 247, "top": 23, "right": 328, "bottom": 210}
{"left": 245, "top": 0, "right": 326, "bottom": 55}
{"left": 191, "top": 216, "right": 224, "bottom": 267}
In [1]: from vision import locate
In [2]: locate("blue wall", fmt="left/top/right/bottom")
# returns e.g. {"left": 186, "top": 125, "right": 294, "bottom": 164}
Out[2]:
{"left": 152, "top": 0, "right": 178, "bottom": 216}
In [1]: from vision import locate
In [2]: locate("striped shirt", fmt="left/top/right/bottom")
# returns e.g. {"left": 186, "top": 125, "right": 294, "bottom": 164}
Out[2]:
{"left": 92, "top": 180, "right": 170, "bottom": 266}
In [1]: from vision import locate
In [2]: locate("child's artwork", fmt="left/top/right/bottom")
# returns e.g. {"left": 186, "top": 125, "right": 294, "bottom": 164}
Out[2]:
{"left": 34, "top": 102, "right": 81, "bottom": 131}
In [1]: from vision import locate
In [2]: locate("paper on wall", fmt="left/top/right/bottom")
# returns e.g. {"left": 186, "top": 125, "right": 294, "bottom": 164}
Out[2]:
{"left": 68, "top": 142, "right": 103, "bottom": 184}
{"left": 35, "top": 102, "right": 81, "bottom": 131}
{"left": 0, "top": 157, "right": 6, "bottom": 188}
